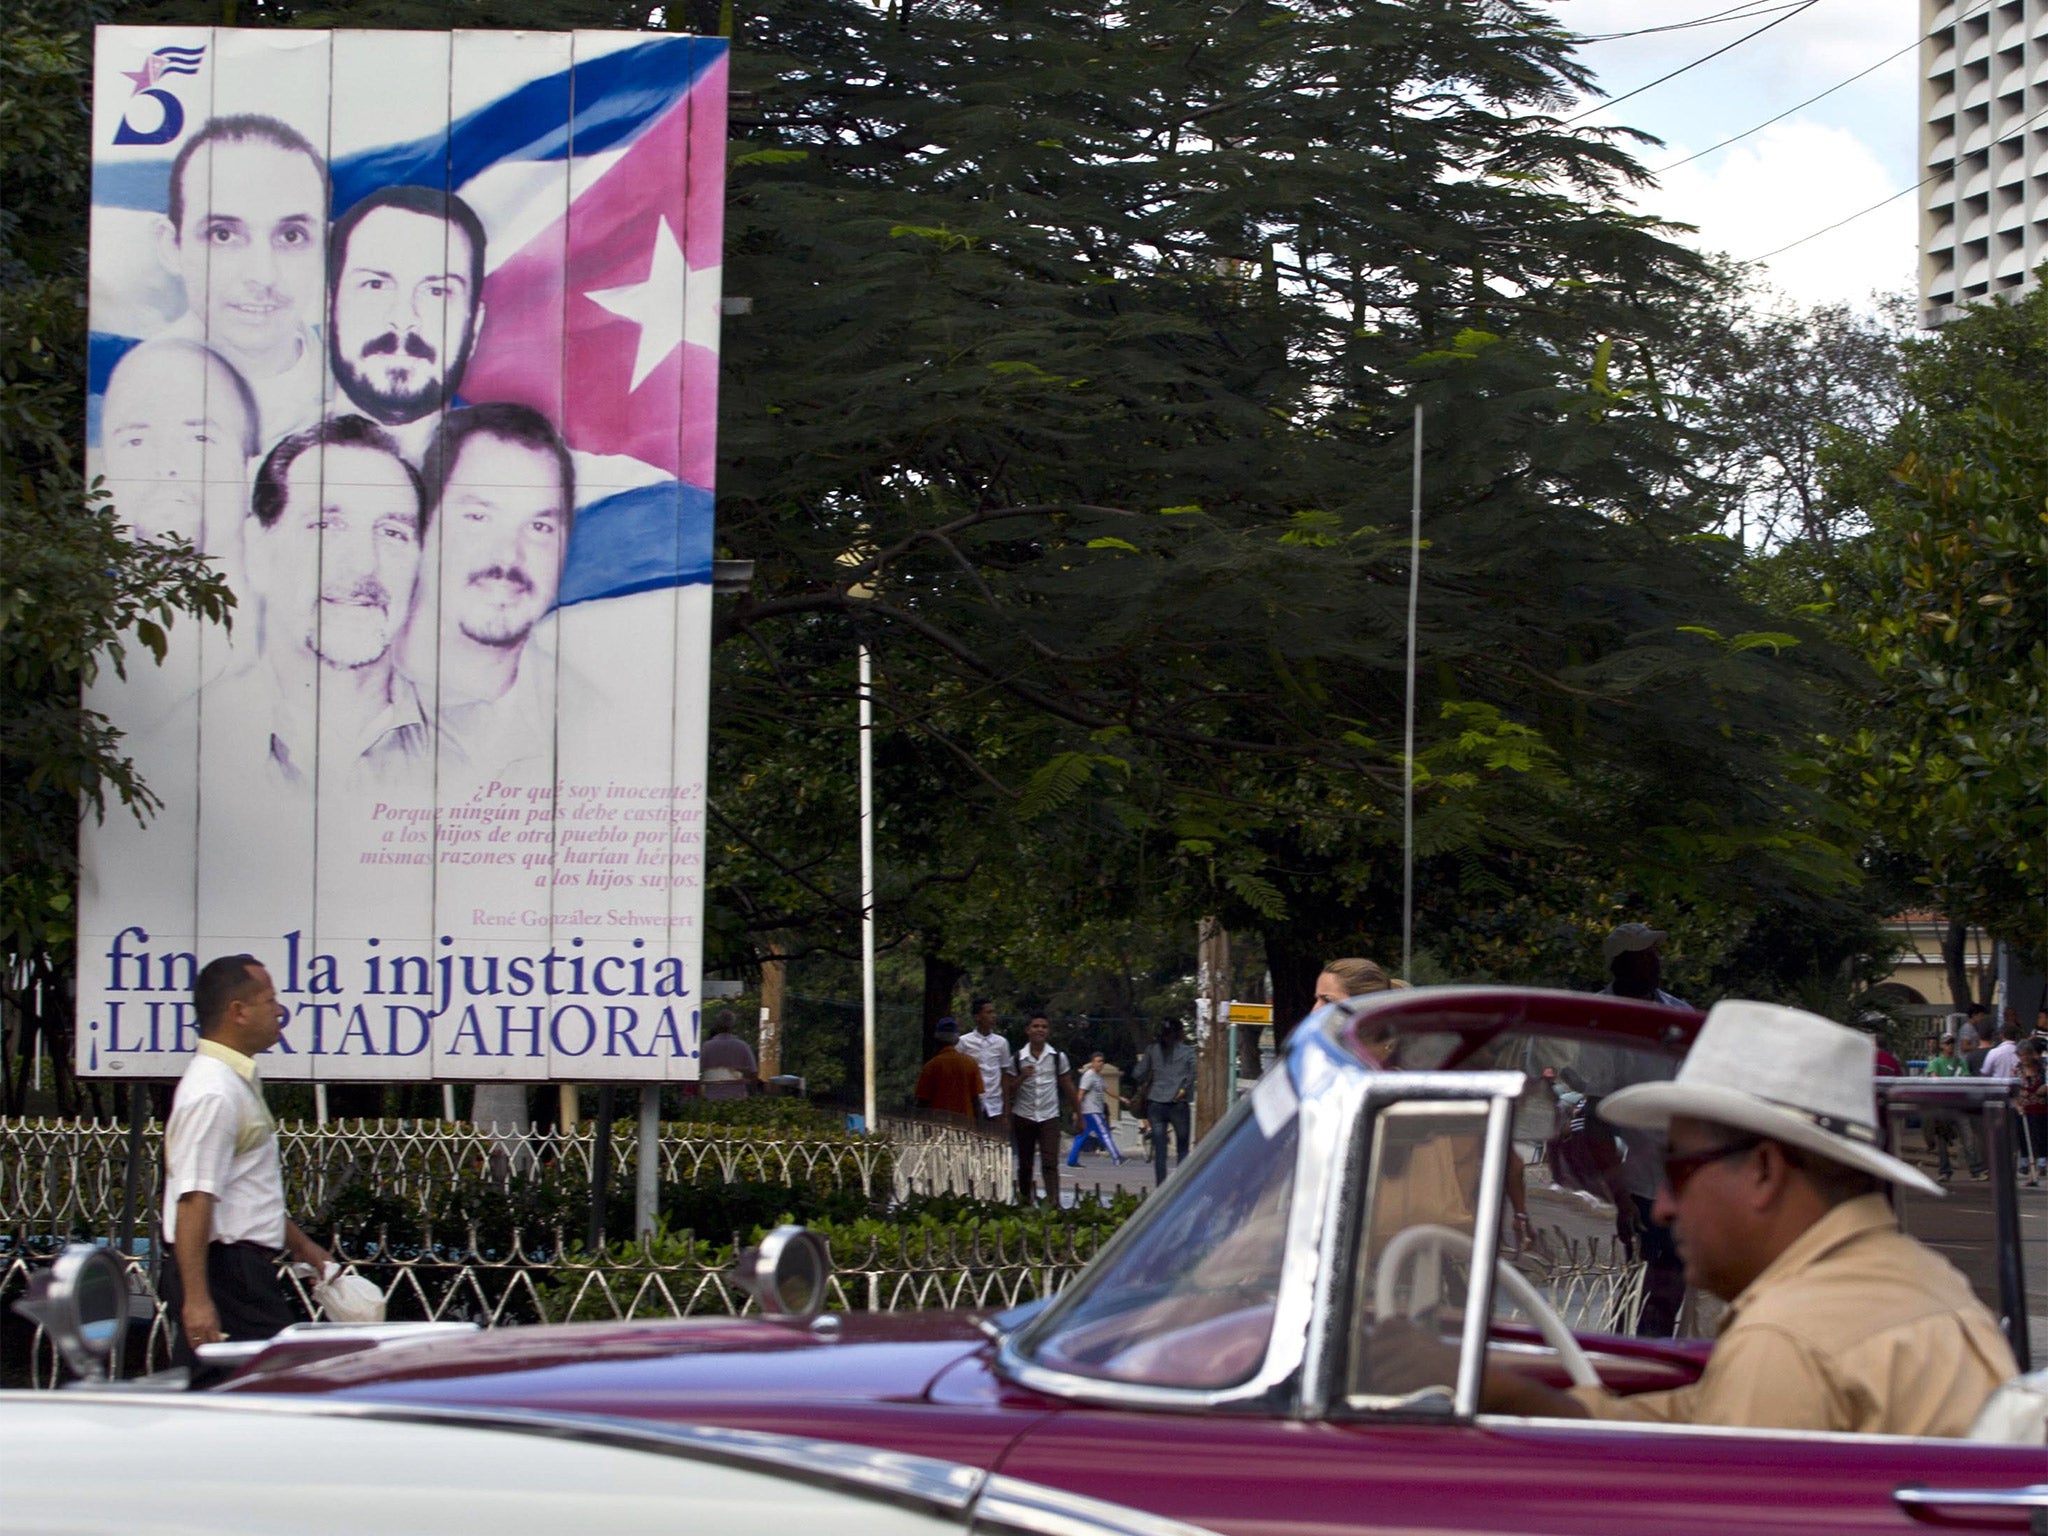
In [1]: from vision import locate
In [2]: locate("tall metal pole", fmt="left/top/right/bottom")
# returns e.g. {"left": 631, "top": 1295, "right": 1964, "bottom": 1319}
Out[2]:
{"left": 1402, "top": 404, "right": 1423, "bottom": 981}
{"left": 858, "top": 642, "right": 877, "bottom": 1133}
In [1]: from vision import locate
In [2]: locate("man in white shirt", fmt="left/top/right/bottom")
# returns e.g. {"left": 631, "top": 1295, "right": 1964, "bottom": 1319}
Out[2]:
{"left": 956, "top": 998, "right": 1014, "bottom": 1126}
{"left": 1982, "top": 1022, "right": 2021, "bottom": 1080}
{"left": 160, "top": 954, "right": 331, "bottom": 1365}
{"left": 1008, "top": 1014, "right": 1081, "bottom": 1205}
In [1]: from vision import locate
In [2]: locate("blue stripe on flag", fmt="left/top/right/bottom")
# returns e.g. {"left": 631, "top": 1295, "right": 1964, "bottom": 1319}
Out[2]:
{"left": 557, "top": 480, "right": 714, "bottom": 608}
{"left": 331, "top": 36, "right": 722, "bottom": 213}
{"left": 92, "top": 36, "right": 726, "bottom": 217}
{"left": 94, "top": 160, "right": 171, "bottom": 213}
{"left": 89, "top": 331, "right": 143, "bottom": 395}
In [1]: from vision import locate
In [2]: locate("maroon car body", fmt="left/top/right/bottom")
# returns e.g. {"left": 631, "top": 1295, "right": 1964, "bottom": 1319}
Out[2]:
{"left": 223, "top": 989, "right": 2047, "bottom": 1536}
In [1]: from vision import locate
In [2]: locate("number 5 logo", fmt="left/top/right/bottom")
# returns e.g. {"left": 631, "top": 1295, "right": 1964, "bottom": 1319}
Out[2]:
{"left": 112, "top": 44, "right": 206, "bottom": 147}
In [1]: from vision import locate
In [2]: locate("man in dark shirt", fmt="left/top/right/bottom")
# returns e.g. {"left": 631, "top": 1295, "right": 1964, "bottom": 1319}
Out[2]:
{"left": 1133, "top": 1020, "right": 1196, "bottom": 1185}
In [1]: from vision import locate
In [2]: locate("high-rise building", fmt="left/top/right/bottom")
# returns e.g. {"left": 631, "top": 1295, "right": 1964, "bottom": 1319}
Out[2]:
{"left": 1920, "top": 1, "right": 2048, "bottom": 324}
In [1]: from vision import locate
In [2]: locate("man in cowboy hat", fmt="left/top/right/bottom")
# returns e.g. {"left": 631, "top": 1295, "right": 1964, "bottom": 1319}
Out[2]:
{"left": 1479, "top": 1001, "right": 2017, "bottom": 1436}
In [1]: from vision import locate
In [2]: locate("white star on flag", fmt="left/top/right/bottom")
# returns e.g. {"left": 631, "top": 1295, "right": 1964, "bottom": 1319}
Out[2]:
{"left": 587, "top": 215, "right": 701, "bottom": 393}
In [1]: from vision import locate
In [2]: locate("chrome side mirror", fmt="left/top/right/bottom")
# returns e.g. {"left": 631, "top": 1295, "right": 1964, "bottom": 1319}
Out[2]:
{"left": 732, "top": 1225, "right": 831, "bottom": 1319}
{"left": 14, "top": 1244, "right": 132, "bottom": 1383}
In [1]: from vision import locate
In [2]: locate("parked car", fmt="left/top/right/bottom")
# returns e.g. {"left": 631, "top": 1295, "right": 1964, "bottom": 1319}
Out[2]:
{"left": 0, "top": 1391, "right": 1219, "bottom": 1536}
{"left": 18, "top": 989, "right": 2047, "bottom": 1536}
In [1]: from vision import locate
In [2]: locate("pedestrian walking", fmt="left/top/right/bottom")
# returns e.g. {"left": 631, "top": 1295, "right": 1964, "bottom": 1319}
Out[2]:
{"left": 1065, "top": 1052, "right": 1126, "bottom": 1167}
{"left": 1133, "top": 1019, "right": 1196, "bottom": 1185}
{"left": 1007, "top": 1015, "right": 1079, "bottom": 1203}
{"left": 957, "top": 998, "right": 1014, "bottom": 1127}
{"left": 700, "top": 1008, "right": 759, "bottom": 1100}
{"left": 1589, "top": 920, "right": 1688, "bottom": 1337}
{"left": 1958, "top": 1003, "right": 1989, "bottom": 1053}
{"left": 1924, "top": 1033, "right": 1987, "bottom": 1183}
{"left": 160, "top": 954, "right": 333, "bottom": 1366}
{"left": 2014, "top": 1040, "right": 2045, "bottom": 1186}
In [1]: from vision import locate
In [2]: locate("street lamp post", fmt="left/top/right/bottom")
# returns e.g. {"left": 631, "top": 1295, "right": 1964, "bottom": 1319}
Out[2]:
{"left": 857, "top": 641, "right": 877, "bottom": 1134}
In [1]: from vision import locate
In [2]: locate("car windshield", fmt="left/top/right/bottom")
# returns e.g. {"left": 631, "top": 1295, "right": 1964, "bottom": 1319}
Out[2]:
{"left": 1023, "top": 1096, "right": 1299, "bottom": 1391}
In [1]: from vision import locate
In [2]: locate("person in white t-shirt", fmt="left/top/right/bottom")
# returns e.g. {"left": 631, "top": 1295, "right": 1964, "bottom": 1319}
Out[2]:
{"left": 1065, "top": 1051, "right": 1125, "bottom": 1167}
{"left": 1981, "top": 1022, "right": 2021, "bottom": 1080}
{"left": 1008, "top": 1014, "right": 1081, "bottom": 1204}
{"left": 159, "top": 954, "right": 331, "bottom": 1366}
{"left": 955, "top": 998, "right": 1014, "bottom": 1125}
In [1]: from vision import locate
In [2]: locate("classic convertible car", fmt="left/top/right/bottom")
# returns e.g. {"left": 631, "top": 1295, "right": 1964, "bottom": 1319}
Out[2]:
{"left": 14, "top": 989, "right": 2046, "bottom": 1536}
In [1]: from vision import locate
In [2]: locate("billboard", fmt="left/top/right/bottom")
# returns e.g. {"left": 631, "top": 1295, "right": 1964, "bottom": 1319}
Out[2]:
{"left": 77, "top": 27, "right": 726, "bottom": 1082}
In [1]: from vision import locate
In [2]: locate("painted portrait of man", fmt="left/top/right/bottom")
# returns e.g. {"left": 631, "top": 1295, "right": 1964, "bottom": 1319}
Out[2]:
{"left": 155, "top": 113, "right": 329, "bottom": 449}
{"left": 235, "top": 414, "right": 433, "bottom": 783}
{"left": 98, "top": 337, "right": 258, "bottom": 558}
{"left": 328, "top": 185, "right": 486, "bottom": 460}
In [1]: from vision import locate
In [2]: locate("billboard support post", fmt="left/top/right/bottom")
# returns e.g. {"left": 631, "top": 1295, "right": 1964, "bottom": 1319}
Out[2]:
{"left": 635, "top": 1083, "right": 660, "bottom": 1237}
{"left": 589, "top": 1085, "right": 616, "bottom": 1251}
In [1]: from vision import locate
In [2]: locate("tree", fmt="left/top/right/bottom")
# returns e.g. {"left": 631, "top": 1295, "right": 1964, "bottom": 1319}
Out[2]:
{"left": 1822, "top": 286, "right": 2048, "bottom": 978}
{"left": 705, "top": 0, "right": 1877, "bottom": 1025}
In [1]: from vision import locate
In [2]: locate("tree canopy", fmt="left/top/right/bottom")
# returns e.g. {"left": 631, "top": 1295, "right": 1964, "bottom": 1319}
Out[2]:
{"left": 1822, "top": 286, "right": 2048, "bottom": 970}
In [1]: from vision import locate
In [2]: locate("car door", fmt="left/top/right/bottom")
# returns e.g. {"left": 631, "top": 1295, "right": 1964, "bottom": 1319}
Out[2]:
{"left": 1000, "top": 1406, "right": 2048, "bottom": 1536}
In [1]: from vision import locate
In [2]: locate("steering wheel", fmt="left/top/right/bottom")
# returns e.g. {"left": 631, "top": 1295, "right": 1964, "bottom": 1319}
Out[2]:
{"left": 1373, "top": 1223, "right": 1600, "bottom": 1389}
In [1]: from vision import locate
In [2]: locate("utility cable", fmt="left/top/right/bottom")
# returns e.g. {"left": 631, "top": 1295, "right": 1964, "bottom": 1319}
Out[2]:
{"left": 1749, "top": 91, "right": 2048, "bottom": 262}
{"left": 1655, "top": 0, "right": 1995, "bottom": 173}
{"left": 1562, "top": 0, "right": 1821, "bottom": 125}
{"left": 1578, "top": 2, "right": 1810, "bottom": 45}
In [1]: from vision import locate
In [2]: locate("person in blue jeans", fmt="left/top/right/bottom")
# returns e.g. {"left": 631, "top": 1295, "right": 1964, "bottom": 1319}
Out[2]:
{"left": 1066, "top": 1052, "right": 1125, "bottom": 1166}
{"left": 1133, "top": 1020, "right": 1196, "bottom": 1185}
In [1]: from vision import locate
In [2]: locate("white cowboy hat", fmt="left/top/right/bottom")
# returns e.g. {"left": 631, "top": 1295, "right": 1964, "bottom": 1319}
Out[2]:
{"left": 1601, "top": 1000, "right": 1940, "bottom": 1196}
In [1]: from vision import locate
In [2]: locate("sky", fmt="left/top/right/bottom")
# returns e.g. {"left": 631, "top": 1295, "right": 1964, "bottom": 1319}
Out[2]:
{"left": 1555, "top": 0, "right": 1922, "bottom": 312}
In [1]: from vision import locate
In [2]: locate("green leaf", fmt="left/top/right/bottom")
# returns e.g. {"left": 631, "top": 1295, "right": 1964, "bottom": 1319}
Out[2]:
{"left": 1015, "top": 752, "right": 1097, "bottom": 820}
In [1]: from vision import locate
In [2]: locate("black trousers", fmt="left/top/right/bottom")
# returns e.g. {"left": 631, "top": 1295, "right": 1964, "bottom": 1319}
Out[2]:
{"left": 1147, "top": 1100, "right": 1190, "bottom": 1185}
{"left": 1011, "top": 1115, "right": 1061, "bottom": 1203}
{"left": 158, "top": 1239, "right": 297, "bottom": 1367}
{"left": 1628, "top": 1195, "right": 1687, "bottom": 1339}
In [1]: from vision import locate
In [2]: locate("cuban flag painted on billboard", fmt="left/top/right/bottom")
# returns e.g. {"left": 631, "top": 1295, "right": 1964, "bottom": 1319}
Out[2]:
{"left": 79, "top": 29, "right": 723, "bottom": 1085}
{"left": 88, "top": 31, "right": 725, "bottom": 607}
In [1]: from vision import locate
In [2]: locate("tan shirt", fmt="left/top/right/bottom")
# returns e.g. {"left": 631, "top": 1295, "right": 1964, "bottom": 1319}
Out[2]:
{"left": 1569, "top": 1194, "right": 2015, "bottom": 1437}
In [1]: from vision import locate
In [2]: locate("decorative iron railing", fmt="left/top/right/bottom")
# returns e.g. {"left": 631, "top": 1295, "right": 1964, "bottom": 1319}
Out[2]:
{"left": 0, "top": 1112, "right": 1022, "bottom": 1239}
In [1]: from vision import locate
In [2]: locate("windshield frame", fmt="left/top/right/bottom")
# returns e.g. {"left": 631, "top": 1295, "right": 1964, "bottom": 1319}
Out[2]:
{"left": 1000, "top": 1003, "right": 1525, "bottom": 1416}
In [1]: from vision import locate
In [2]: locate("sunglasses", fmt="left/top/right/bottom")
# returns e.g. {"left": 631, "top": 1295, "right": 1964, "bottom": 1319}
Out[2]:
{"left": 1662, "top": 1136, "right": 1763, "bottom": 1196}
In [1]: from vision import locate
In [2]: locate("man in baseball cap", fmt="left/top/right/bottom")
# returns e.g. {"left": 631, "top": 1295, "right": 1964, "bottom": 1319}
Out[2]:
{"left": 1481, "top": 1001, "right": 2016, "bottom": 1436}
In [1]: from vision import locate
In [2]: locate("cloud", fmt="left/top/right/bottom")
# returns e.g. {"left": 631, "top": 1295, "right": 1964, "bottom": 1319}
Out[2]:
{"left": 1630, "top": 119, "right": 1915, "bottom": 309}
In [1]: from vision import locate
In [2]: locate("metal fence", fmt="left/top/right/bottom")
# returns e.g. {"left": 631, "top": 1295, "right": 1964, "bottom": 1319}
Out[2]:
{"left": 0, "top": 1110, "right": 1029, "bottom": 1384}
{"left": 0, "top": 1112, "right": 1021, "bottom": 1239}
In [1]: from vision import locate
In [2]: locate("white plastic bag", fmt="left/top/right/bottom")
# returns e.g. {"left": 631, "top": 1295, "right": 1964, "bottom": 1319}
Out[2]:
{"left": 312, "top": 1262, "right": 387, "bottom": 1324}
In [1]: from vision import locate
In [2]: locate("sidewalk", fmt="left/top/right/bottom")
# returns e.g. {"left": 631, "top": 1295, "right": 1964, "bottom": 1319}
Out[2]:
{"left": 1058, "top": 1120, "right": 1170, "bottom": 1204}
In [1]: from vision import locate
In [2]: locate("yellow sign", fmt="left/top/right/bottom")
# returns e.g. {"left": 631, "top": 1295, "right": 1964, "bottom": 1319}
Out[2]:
{"left": 1227, "top": 1002, "right": 1273, "bottom": 1024}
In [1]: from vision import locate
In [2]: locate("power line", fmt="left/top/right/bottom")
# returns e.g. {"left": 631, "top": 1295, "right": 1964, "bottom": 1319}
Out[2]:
{"left": 1578, "top": 2, "right": 1810, "bottom": 45}
{"left": 1749, "top": 92, "right": 2048, "bottom": 262}
{"left": 1563, "top": 0, "right": 1822, "bottom": 125}
{"left": 1655, "top": 0, "right": 1995, "bottom": 173}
